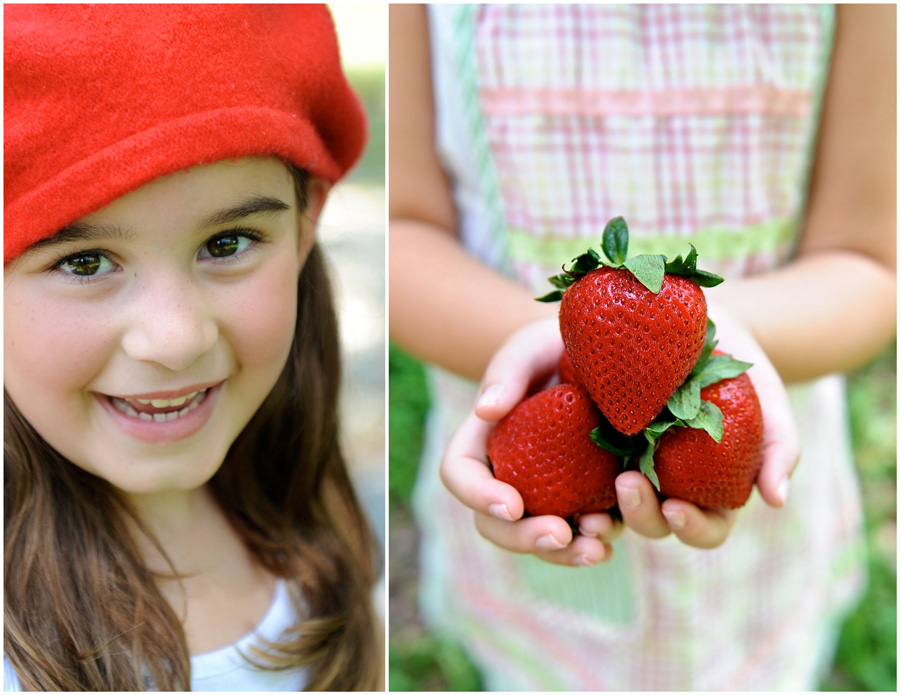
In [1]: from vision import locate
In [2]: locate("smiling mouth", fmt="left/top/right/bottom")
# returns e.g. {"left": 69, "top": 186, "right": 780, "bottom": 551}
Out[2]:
{"left": 108, "top": 389, "right": 209, "bottom": 423}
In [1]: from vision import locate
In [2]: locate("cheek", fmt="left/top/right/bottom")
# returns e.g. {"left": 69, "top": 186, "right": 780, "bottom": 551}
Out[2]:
{"left": 218, "top": 259, "right": 299, "bottom": 371}
{"left": 4, "top": 292, "right": 113, "bottom": 401}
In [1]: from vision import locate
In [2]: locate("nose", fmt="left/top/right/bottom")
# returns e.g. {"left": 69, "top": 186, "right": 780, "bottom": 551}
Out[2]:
{"left": 121, "top": 275, "right": 219, "bottom": 371}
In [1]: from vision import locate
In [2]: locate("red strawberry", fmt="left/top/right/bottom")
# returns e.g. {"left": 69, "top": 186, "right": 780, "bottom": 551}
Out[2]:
{"left": 558, "top": 350, "right": 580, "bottom": 385}
{"left": 652, "top": 371, "right": 764, "bottom": 509}
{"left": 487, "top": 384, "right": 620, "bottom": 518}
{"left": 559, "top": 267, "right": 708, "bottom": 435}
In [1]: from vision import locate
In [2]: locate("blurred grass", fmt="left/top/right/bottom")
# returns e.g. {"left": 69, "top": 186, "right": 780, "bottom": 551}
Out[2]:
{"left": 822, "top": 341, "right": 897, "bottom": 692}
{"left": 389, "top": 343, "right": 482, "bottom": 691}
{"left": 389, "top": 343, "right": 429, "bottom": 506}
{"left": 388, "top": 341, "right": 897, "bottom": 692}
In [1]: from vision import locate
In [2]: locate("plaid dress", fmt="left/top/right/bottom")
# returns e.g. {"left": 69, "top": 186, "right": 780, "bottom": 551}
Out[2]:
{"left": 412, "top": 4, "right": 866, "bottom": 691}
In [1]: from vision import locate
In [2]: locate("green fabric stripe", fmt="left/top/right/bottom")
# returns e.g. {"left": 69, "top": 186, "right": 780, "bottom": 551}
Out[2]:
{"left": 518, "top": 537, "right": 635, "bottom": 625}
{"left": 458, "top": 615, "right": 571, "bottom": 691}
{"left": 506, "top": 219, "right": 797, "bottom": 267}
{"left": 453, "top": 5, "right": 512, "bottom": 273}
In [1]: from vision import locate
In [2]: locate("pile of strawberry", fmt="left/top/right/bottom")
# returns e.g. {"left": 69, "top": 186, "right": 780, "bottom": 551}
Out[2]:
{"left": 487, "top": 217, "right": 764, "bottom": 519}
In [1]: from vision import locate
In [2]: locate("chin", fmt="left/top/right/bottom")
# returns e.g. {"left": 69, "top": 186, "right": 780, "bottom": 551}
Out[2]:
{"left": 83, "top": 451, "right": 229, "bottom": 499}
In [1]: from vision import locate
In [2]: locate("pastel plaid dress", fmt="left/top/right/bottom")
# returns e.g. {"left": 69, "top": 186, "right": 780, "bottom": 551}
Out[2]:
{"left": 411, "top": 4, "right": 866, "bottom": 691}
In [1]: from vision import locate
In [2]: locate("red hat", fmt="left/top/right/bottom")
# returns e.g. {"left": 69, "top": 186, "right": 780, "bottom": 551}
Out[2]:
{"left": 4, "top": 4, "right": 367, "bottom": 263}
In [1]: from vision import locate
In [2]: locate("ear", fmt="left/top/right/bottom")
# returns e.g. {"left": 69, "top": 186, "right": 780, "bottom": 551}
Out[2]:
{"left": 298, "top": 178, "right": 331, "bottom": 263}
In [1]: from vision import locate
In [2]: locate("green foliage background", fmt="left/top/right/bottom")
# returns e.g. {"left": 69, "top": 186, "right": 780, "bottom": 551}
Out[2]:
{"left": 344, "top": 66, "right": 385, "bottom": 187}
{"left": 389, "top": 342, "right": 897, "bottom": 692}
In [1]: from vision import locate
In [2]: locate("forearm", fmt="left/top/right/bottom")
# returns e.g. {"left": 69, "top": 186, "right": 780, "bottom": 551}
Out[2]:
{"left": 389, "top": 219, "right": 556, "bottom": 382}
{"left": 708, "top": 249, "right": 896, "bottom": 383}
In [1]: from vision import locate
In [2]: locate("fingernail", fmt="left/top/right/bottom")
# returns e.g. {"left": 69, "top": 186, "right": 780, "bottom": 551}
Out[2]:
{"left": 573, "top": 554, "right": 597, "bottom": 567}
{"left": 488, "top": 503, "right": 514, "bottom": 521}
{"left": 662, "top": 509, "right": 686, "bottom": 530}
{"left": 778, "top": 477, "right": 790, "bottom": 505}
{"left": 578, "top": 524, "right": 599, "bottom": 538}
{"left": 477, "top": 384, "right": 505, "bottom": 409}
{"left": 536, "top": 533, "right": 566, "bottom": 550}
{"left": 620, "top": 486, "right": 641, "bottom": 510}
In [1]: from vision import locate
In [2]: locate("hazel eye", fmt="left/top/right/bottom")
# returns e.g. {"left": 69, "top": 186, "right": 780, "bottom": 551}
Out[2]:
{"left": 56, "top": 252, "right": 116, "bottom": 277}
{"left": 200, "top": 233, "right": 256, "bottom": 260}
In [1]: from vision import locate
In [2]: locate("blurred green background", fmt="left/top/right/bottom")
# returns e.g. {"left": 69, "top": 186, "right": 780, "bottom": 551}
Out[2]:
{"left": 388, "top": 342, "right": 897, "bottom": 692}
{"left": 332, "top": 4, "right": 385, "bottom": 188}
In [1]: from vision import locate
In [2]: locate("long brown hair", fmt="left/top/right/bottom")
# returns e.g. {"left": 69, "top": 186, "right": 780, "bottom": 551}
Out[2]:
{"left": 3, "top": 166, "right": 381, "bottom": 690}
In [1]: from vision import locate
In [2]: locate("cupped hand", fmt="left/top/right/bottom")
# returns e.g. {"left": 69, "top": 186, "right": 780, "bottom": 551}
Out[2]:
{"left": 614, "top": 301, "right": 801, "bottom": 549}
{"left": 439, "top": 305, "right": 801, "bottom": 560}
{"left": 705, "top": 301, "right": 801, "bottom": 509}
{"left": 440, "top": 317, "right": 622, "bottom": 567}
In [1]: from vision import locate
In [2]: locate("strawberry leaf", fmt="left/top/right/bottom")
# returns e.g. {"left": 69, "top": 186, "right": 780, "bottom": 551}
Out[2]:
{"left": 537, "top": 215, "right": 726, "bottom": 303}
{"left": 601, "top": 217, "right": 629, "bottom": 265}
{"left": 689, "top": 270, "right": 726, "bottom": 288}
{"left": 661, "top": 243, "right": 724, "bottom": 288}
{"left": 639, "top": 432, "right": 661, "bottom": 490}
{"left": 681, "top": 400, "right": 724, "bottom": 443}
{"left": 590, "top": 418, "right": 645, "bottom": 457}
{"left": 694, "top": 354, "right": 753, "bottom": 388}
{"left": 664, "top": 245, "right": 699, "bottom": 276}
{"left": 548, "top": 273, "right": 577, "bottom": 291}
{"left": 691, "top": 319, "right": 719, "bottom": 376}
{"left": 568, "top": 248, "right": 604, "bottom": 275}
{"left": 622, "top": 254, "right": 666, "bottom": 293}
{"left": 536, "top": 289, "right": 565, "bottom": 303}
{"left": 667, "top": 378, "right": 701, "bottom": 420}
{"left": 644, "top": 416, "right": 681, "bottom": 439}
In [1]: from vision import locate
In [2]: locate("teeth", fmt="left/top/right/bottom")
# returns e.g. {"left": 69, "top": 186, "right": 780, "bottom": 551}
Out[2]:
{"left": 135, "top": 391, "right": 199, "bottom": 408}
{"left": 111, "top": 388, "right": 208, "bottom": 422}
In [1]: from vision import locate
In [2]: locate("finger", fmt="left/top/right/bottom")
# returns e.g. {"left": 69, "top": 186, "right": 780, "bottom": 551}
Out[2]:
{"left": 474, "top": 512, "right": 575, "bottom": 555}
{"left": 659, "top": 499, "right": 739, "bottom": 549}
{"left": 754, "top": 384, "right": 801, "bottom": 508}
{"left": 536, "top": 535, "right": 616, "bottom": 567}
{"left": 574, "top": 512, "right": 624, "bottom": 544}
{"left": 475, "top": 317, "right": 563, "bottom": 421}
{"left": 703, "top": 301, "right": 801, "bottom": 510}
{"left": 440, "top": 412, "right": 526, "bottom": 521}
{"left": 615, "top": 471, "right": 670, "bottom": 539}
{"left": 746, "top": 361, "right": 801, "bottom": 508}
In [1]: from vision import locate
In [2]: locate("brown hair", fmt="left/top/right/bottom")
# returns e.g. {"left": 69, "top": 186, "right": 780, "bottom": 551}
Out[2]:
{"left": 3, "top": 166, "right": 381, "bottom": 690}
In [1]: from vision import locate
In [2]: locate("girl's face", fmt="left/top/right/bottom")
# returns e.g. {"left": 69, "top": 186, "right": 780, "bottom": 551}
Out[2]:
{"left": 4, "top": 157, "right": 323, "bottom": 498}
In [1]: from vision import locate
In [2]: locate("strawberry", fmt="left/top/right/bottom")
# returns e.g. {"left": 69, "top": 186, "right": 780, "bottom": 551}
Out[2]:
{"left": 558, "top": 350, "right": 580, "bottom": 386}
{"left": 652, "top": 371, "right": 764, "bottom": 509}
{"left": 559, "top": 267, "right": 708, "bottom": 435}
{"left": 539, "top": 218, "right": 722, "bottom": 435}
{"left": 487, "top": 384, "right": 620, "bottom": 518}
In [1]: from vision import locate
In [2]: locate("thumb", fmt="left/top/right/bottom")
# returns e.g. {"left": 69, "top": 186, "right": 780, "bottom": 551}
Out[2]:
{"left": 475, "top": 317, "right": 563, "bottom": 422}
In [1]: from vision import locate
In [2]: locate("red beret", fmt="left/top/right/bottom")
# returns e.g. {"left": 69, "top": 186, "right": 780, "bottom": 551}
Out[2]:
{"left": 4, "top": 4, "right": 367, "bottom": 263}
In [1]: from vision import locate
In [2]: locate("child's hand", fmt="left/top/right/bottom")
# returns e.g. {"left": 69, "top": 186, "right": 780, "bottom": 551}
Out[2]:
{"left": 705, "top": 301, "right": 802, "bottom": 509}
{"left": 618, "top": 302, "right": 800, "bottom": 549}
{"left": 440, "top": 308, "right": 801, "bottom": 560}
{"left": 440, "top": 317, "right": 622, "bottom": 567}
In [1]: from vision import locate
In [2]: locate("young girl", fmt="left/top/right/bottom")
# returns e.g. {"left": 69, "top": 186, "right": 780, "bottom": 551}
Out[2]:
{"left": 390, "top": 4, "right": 895, "bottom": 691}
{"left": 5, "top": 5, "right": 381, "bottom": 691}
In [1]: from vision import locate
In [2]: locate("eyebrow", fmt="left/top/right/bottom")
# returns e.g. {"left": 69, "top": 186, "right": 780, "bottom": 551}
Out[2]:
{"left": 199, "top": 196, "right": 292, "bottom": 227}
{"left": 27, "top": 222, "right": 133, "bottom": 253}
{"left": 24, "top": 196, "right": 293, "bottom": 255}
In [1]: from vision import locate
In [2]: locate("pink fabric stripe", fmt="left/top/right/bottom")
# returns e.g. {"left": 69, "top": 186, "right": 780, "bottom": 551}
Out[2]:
{"left": 480, "top": 85, "right": 812, "bottom": 118}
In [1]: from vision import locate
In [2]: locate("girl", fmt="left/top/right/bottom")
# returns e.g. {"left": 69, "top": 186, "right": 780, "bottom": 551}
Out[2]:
{"left": 5, "top": 5, "right": 381, "bottom": 691}
{"left": 390, "top": 3, "right": 895, "bottom": 691}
